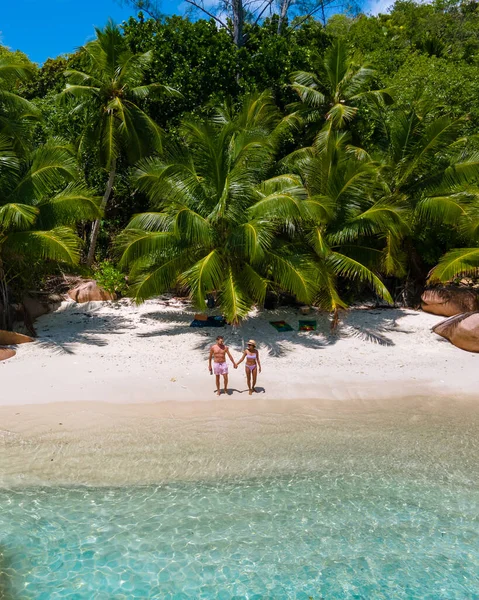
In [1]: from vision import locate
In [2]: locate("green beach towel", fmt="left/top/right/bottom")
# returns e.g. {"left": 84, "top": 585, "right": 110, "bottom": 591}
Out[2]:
{"left": 299, "top": 319, "right": 317, "bottom": 332}
{"left": 269, "top": 320, "right": 294, "bottom": 332}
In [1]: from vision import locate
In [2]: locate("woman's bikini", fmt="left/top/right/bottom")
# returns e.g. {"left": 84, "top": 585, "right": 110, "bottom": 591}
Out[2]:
{"left": 245, "top": 351, "right": 257, "bottom": 371}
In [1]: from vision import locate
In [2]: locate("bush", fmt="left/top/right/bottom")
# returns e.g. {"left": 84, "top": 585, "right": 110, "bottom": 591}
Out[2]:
{"left": 93, "top": 261, "right": 127, "bottom": 296}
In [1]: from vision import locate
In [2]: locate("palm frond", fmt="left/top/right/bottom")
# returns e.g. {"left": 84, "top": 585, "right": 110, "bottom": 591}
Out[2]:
{"left": 416, "top": 193, "right": 470, "bottom": 224}
{"left": 235, "top": 220, "right": 275, "bottom": 262}
{"left": 174, "top": 206, "right": 213, "bottom": 245}
{"left": 381, "top": 232, "right": 407, "bottom": 277}
{"left": 180, "top": 249, "right": 224, "bottom": 308}
{"left": 327, "top": 251, "right": 393, "bottom": 303}
{"left": 118, "top": 230, "right": 179, "bottom": 267}
{"left": 218, "top": 267, "right": 252, "bottom": 324}
{"left": 429, "top": 248, "right": 479, "bottom": 282}
{"left": 0, "top": 203, "right": 38, "bottom": 230}
{"left": 307, "top": 226, "right": 330, "bottom": 258}
{"left": 14, "top": 139, "right": 78, "bottom": 200}
{"left": 100, "top": 110, "right": 120, "bottom": 170}
{"left": 400, "top": 116, "right": 462, "bottom": 185}
{"left": 0, "top": 134, "right": 20, "bottom": 174}
{"left": 125, "top": 212, "right": 172, "bottom": 232}
{"left": 290, "top": 81, "right": 326, "bottom": 108}
{"left": 332, "top": 202, "right": 409, "bottom": 244}
{"left": 120, "top": 100, "right": 164, "bottom": 158}
{"left": 238, "top": 263, "right": 268, "bottom": 305}
{"left": 0, "top": 89, "right": 40, "bottom": 118}
{"left": 128, "top": 253, "right": 190, "bottom": 302}
{"left": 58, "top": 84, "right": 100, "bottom": 104}
{"left": 326, "top": 103, "right": 358, "bottom": 128}
{"left": 130, "top": 83, "right": 183, "bottom": 100}
{"left": 0, "top": 58, "right": 35, "bottom": 83}
{"left": 5, "top": 226, "right": 81, "bottom": 264}
{"left": 265, "top": 251, "right": 315, "bottom": 304}
{"left": 37, "top": 184, "right": 101, "bottom": 228}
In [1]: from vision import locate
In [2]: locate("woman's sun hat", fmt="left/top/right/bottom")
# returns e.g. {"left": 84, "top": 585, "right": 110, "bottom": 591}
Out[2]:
{"left": 247, "top": 339, "right": 256, "bottom": 346}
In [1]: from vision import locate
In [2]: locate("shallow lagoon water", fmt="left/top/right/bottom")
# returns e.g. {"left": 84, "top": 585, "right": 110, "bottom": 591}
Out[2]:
{"left": 1, "top": 398, "right": 478, "bottom": 599}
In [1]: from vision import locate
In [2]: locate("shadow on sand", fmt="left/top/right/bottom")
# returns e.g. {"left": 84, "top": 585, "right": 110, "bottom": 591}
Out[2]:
{"left": 136, "top": 306, "right": 418, "bottom": 357}
{"left": 34, "top": 303, "right": 136, "bottom": 355}
{"left": 211, "top": 387, "right": 266, "bottom": 396}
{"left": 33, "top": 303, "right": 419, "bottom": 359}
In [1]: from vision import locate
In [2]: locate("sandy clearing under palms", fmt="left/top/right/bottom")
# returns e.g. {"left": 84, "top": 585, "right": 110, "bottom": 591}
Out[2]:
{"left": 1, "top": 298, "right": 477, "bottom": 406}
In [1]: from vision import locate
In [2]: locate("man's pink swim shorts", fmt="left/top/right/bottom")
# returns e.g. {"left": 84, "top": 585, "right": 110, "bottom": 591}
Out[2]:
{"left": 213, "top": 362, "right": 228, "bottom": 375}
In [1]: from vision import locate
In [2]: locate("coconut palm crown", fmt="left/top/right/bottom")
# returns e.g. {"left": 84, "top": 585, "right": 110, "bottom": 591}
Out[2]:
{"left": 119, "top": 93, "right": 323, "bottom": 323}
{"left": 375, "top": 104, "right": 479, "bottom": 284}
{"left": 290, "top": 39, "right": 392, "bottom": 137}
{"left": 59, "top": 19, "right": 180, "bottom": 265}
{"left": 0, "top": 137, "right": 100, "bottom": 328}
{"left": 0, "top": 55, "right": 39, "bottom": 153}
{"left": 287, "top": 130, "right": 405, "bottom": 310}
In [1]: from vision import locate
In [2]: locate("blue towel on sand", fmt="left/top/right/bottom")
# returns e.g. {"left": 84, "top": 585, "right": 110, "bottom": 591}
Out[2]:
{"left": 190, "top": 316, "right": 226, "bottom": 328}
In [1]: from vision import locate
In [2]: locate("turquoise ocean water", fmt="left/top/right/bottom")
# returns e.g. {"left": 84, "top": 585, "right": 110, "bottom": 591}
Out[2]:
{"left": 1, "top": 404, "right": 478, "bottom": 599}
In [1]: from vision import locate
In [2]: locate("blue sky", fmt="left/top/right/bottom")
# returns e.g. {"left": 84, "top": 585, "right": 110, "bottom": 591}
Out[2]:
{"left": 0, "top": 0, "right": 179, "bottom": 63}
{"left": 1, "top": 0, "right": 388, "bottom": 65}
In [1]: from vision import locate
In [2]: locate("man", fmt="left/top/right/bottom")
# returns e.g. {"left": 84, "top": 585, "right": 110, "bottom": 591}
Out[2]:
{"left": 208, "top": 335, "right": 237, "bottom": 396}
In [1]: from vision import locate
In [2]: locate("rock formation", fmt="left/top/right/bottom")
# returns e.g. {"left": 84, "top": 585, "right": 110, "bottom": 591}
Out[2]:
{"left": 0, "top": 348, "right": 16, "bottom": 361}
{"left": 68, "top": 281, "right": 116, "bottom": 303}
{"left": 421, "top": 287, "right": 479, "bottom": 317}
{"left": 0, "top": 331, "right": 34, "bottom": 345}
{"left": 432, "top": 312, "right": 479, "bottom": 352}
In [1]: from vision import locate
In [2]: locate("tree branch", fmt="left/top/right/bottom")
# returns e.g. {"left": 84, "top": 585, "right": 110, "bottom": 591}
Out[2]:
{"left": 184, "top": 0, "right": 232, "bottom": 32}
{"left": 117, "top": 0, "right": 164, "bottom": 21}
{"left": 288, "top": 1, "right": 344, "bottom": 32}
{"left": 253, "top": 0, "right": 275, "bottom": 25}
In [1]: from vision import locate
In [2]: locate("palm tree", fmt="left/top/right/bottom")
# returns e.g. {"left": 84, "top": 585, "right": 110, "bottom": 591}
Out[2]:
{"left": 118, "top": 93, "right": 321, "bottom": 323}
{"left": 290, "top": 39, "right": 392, "bottom": 137}
{"left": 59, "top": 20, "right": 180, "bottom": 266}
{"left": 287, "top": 130, "right": 404, "bottom": 313}
{"left": 0, "top": 55, "right": 39, "bottom": 153}
{"left": 375, "top": 105, "right": 479, "bottom": 290}
{"left": 0, "top": 137, "right": 100, "bottom": 329}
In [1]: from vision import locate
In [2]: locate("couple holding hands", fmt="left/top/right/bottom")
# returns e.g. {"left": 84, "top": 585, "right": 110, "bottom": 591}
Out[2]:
{"left": 208, "top": 335, "right": 262, "bottom": 396}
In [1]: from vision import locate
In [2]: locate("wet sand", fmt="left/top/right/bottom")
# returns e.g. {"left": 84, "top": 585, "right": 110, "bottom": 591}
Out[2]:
{"left": 1, "top": 396, "right": 478, "bottom": 487}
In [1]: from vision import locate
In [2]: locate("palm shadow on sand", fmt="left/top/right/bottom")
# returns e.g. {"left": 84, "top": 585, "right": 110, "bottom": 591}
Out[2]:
{"left": 136, "top": 306, "right": 417, "bottom": 357}
{"left": 32, "top": 303, "right": 418, "bottom": 360}
{"left": 34, "top": 303, "right": 136, "bottom": 355}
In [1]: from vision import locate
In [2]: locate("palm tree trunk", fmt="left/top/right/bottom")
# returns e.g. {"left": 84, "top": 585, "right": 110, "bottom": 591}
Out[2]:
{"left": 0, "top": 259, "right": 10, "bottom": 331}
{"left": 86, "top": 161, "right": 116, "bottom": 267}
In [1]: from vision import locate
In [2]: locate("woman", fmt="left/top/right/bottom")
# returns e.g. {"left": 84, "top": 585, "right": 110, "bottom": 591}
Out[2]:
{"left": 237, "top": 340, "right": 262, "bottom": 395}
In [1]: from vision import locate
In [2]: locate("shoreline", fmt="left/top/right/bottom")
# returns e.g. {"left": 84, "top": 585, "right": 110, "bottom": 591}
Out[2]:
{"left": 1, "top": 395, "right": 478, "bottom": 487}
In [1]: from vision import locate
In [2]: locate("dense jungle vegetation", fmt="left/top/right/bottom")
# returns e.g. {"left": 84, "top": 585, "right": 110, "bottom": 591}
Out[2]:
{"left": 1, "top": 0, "right": 479, "bottom": 324}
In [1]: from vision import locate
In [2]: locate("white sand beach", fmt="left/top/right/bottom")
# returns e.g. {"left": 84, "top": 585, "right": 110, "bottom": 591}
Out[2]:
{"left": 1, "top": 298, "right": 478, "bottom": 406}
{"left": 1, "top": 298, "right": 479, "bottom": 486}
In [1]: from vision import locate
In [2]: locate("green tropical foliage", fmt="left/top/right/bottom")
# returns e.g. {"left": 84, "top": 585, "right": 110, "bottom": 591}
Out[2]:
{"left": 290, "top": 39, "right": 392, "bottom": 140}
{"left": 288, "top": 130, "right": 401, "bottom": 310}
{"left": 118, "top": 93, "right": 321, "bottom": 323}
{"left": 0, "top": 137, "right": 100, "bottom": 327}
{"left": 59, "top": 19, "right": 180, "bottom": 265}
{"left": 4, "top": 1, "right": 479, "bottom": 328}
{"left": 0, "top": 53, "right": 39, "bottom": 153}
{"left": 375, "top": 103, "right": 479, "bottom": 283}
